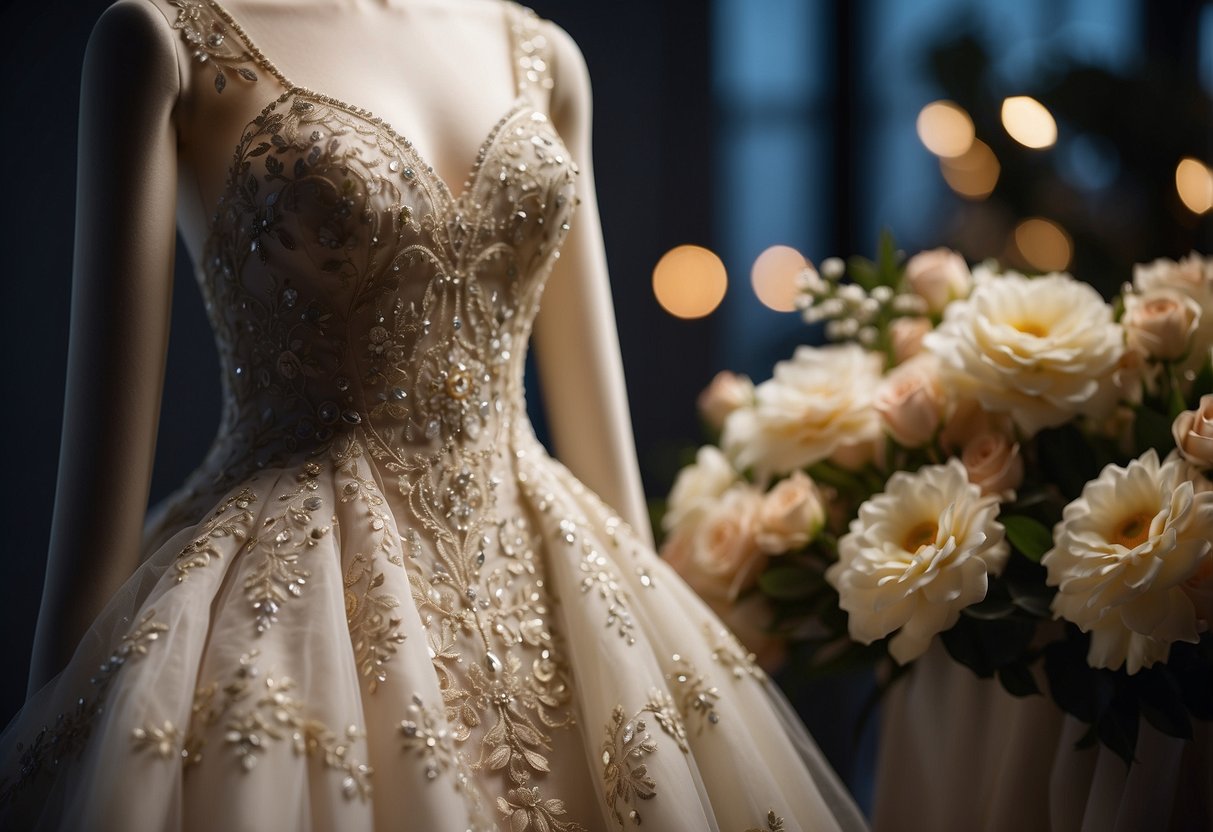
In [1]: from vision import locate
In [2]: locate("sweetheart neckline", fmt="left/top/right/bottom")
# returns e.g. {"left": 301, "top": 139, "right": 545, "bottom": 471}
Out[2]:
{"left": 204, "top": 85, "right": 547, "bottom": 245}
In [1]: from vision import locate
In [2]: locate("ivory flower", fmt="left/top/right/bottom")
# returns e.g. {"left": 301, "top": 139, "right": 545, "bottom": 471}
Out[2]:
{"left": 923, "top": 268, "right": 1126, "bottom": 436}
{"left": 664, "top": 486, "right": 766, "bottom": 603}
{"left": 960, "top": 431, "right": 1023, "bottom": 498}
{"left": 1173, "top": 394, "right": 1213, "bottom": 469}
{"left": 826, "top": 459, "right": 1009, "bottom": 664}
{"left": 755, "top": 471, "right": 826, "bottom": 554}
{"left": 697, "top": 371, "right": 755, "bottom": 431}
{"left": 1133, "top": 253, "right": 1213, "bottom": 373}
{"left": 873, "top": 354, "right": 947, "bottom": 447}
{"left": 722, "top": 344, "right": 884, "bottom": 477}
{"left": 1122, "top": 288, "right": 1202, "bottom": 361}
{"left": 903, "top": 248, "right": 972, "bottom": 313}
{"left": 663, "top": 446, "right": 738, "bottom": 534}
{"left": 1043, "top": 450, "right": 1213, "bottom": 674}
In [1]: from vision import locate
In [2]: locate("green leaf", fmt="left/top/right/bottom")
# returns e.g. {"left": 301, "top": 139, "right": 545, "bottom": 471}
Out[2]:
{"left": 846, "top": 257, "right": 880, "bottom": 291}
{"left": 757, "top": 566, "right": 820, "bottom": 601}
{"left": 875, "top": 228, "right": 902, "bottom": 287}
{"left": 997, "top": 663, "right": 1041, "bottom": 697}
{"left": 1002, "top": 514, "right": 1055, "bottom": 562}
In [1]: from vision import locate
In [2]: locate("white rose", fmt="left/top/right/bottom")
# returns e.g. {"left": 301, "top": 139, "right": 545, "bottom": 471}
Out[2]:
{"left": 825, "top": 459, "right": 1009, "bottom": 664}
{"left": 663, "top": 446, "right": 738, "bottom": 534}
{"left": 1122, "top": 288, "right": 1202, "bottom": 361}
{"left": 923, "top": 267, "right": 1126, "bottom": 437}
{"left": 722, "top": 344, "right": 884, "bottom": 477}
{"left": 697, "top": 371, "right": 755, "bottom": 431}
{"left": 755, "top": 471, "right": 826, "bottom": 554}
{"left": 1043, "top": 450, "right": 1213, "bottom": 674}
{"left": 1133, "top": 253, "right": 1213, "bottom": 375}
{"left": 873, "top": 354, "right": 947, "bottom": 447}
{"left": 903, "top": 248, "right": 972, "bottom": 313}
{"left": 1173, "top": 394, "right": 1213, "bottom": 469}
{"left": 889, "top": 316, "right": 933, "bottom": 363}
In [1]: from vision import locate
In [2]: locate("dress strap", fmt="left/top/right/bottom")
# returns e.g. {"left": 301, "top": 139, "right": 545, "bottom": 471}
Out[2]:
{"left": 168, "top": 0, "right": 293, "bottom": 93}
{"left": 504, "top": 1, "right": 554, "bottom": 105}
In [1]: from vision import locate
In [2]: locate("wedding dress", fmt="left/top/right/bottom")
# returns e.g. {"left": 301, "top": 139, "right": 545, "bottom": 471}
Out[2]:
{"left": 0, "top": 2, "right": 868, "bottom": 830}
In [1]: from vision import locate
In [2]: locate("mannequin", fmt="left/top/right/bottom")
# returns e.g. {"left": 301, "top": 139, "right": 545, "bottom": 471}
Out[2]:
{"left": 30, "top": 0, "right": 652, "bottom": 692}
{"left": 5, "top": 1, "right": 869, "bottom": 828}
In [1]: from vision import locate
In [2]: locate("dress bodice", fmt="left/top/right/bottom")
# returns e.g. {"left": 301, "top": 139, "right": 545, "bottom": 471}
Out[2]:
{"left": 174, "top": 0, "right": 579, "bottom": 483}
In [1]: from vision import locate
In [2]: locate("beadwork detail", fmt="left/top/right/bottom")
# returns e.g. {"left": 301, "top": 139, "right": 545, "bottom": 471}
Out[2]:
{"left": 666, "top": 654, "right": 721, "bottom": 734}
{"left": 169, "top": 0, "right": 262, "bottom": 92}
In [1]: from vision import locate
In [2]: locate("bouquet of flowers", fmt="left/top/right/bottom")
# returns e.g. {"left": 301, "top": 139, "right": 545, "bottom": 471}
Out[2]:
{"left": 661, "top": 239, "right": 1213, "bottom": 762}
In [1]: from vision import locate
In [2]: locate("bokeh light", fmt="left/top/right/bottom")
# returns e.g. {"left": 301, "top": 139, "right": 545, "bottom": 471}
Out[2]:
{"left": 1014, "top": 217, "right": 1072, "bottom": 271}
{"left": 1001, "top": 96, "right": 1057, "bottom": 149}
{"left": 1176, "top": 157, "right": 1213, "bottom": 214}
{"left": 751, "top": 245, "right": 807, "bottom": 312}
{"left": 652, "top": 245, "right": 728, "bottom": 319}
{"left": 916, "top": 100, "right": 976, "bottom": 158}
{"left": 940, "top": 139, "right": 1001, "bottom": 198}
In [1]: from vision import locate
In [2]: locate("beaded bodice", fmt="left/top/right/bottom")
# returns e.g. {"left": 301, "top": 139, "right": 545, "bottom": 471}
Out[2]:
{"left": 180, "top": 0, "right": 579, "bottom": 478}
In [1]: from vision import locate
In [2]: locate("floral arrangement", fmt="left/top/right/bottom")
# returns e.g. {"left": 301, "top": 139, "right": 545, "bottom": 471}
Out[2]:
{"left": 660, "top": 240, "right": 1213, "bottom": 762}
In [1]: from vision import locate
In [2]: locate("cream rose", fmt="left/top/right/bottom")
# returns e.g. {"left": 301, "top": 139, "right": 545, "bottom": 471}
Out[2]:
{"left": 1133, "top": 253, "right": 1213, "bottom": 374}
{"left": 960, "top": 431, "right": 1023, "bottom": 498}
{"left": 825, "top": 459, "right": 1009, "bottom": 664}
{"left": 1123, "top": 288, "right": 1202, "bottom": 361}
{"left": 755, "top": 472, "right": 826, "bottom": 554}
{"left": 1043, "top": 450, "right": 1213, "bottom": 674}
{"left": 663, "top": 446, "right": 738, "bottom": 534}
{"left": 1173, "top": 394, "right": 1213, "bottom": 469}
{"left": 890, "top": 316, "right": 932, "bottom": 363}
{"left": 873, "top": 354, "right": 946, "bottom": 447}
{"left": 923, "top": 267, "right": 1126, "bottom": 436}
{"left": 903, "top": 248, "right": 972, "bottom": 314}
{"left": 666, "top": 486, "right": 766, "bottom": 603}
{"left": 722, "top": 344, "right": 884, "bottom": 477}
{"left": 697, "top": 371, "right": 755, "bottom": 431}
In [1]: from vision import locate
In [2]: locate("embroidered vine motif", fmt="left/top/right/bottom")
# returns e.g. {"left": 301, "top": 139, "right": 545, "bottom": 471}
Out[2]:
{"left": 666, "top": 654, "right": 721, "bottom": 734}
{"left": 0, "top": 610, "right": 169, "bottom": 806}
{"left": 600, "top": 704, "right": 660, "bottom": 828}
{"left": 169, "top": 0, "right": 260, "bottom": 92}
{"left": 744, "top": 811, "right": 787, "bottom": 832}
{"left": 704, "top": 622, "right": 766, "bottom": 682}
{"left": 174, "top": 486, "right": 256, "bottom": 582}
{"left": 242, "top": 461, "right": 332, "bottom": 635}
{"left": 399, "top": 694, "right": 455, "bottom": 780}
{"left": 497, "top": 786, "right": 588, "bottom": 832}
{"left": 181, "top": 650, "right": 372, "bottom": 800}
{"left": 131, "top": 720, "right": 183, "bottom": 759}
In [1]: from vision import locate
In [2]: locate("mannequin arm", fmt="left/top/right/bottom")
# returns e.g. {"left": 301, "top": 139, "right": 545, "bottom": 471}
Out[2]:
{"left": 28, "top": 0, "right": 180, "bottom": 693}
{"left": 532, "top": 23, "right": 654, "bottom": 549}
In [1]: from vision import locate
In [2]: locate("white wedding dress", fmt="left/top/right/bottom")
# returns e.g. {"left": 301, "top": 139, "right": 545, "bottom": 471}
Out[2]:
{"left": 0, "top": 2, "right": 868, "bottom": 830}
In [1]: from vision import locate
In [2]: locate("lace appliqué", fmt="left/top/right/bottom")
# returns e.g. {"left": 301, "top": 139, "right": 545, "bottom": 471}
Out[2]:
{"left": 169, "top": 0, "right": 260, "bottom": 93}
{"left": 497, "top": 786, "right": 587, "bottom": 832}
{"left": 181, "top": 650, "right": 372, "bottom": 799}
{"left": 704, "top": 622, "right": 766, "bottom": 682}
{"left": 174, "top": 487, "right": 256, "bottom": 582}
{"left": 600, "top": 699, "right": 672, "bottom": 828}
{"left": 0, "top": 611, "right": 169, "bottom": 806}
{"left": 666, "top": 654, "right": 721, "bottom": 734}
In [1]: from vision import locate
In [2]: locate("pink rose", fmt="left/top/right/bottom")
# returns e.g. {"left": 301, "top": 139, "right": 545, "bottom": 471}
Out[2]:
{"left": 890, "top": 316, "right": 933, "bottom": 363}
{"left": 755, "top": 472, "right": 825, "bottom": 554}
{"left": 1123, "top": 289, "right": 1202, "bottom": 361}
{"left": 1173, "top": 394, "right": 1213, "bottom": 469}
{"left": 873, "top": 355, "right": 946, "bottom": 447}
{"left": 961, "top": 431, "right": 1024, "bottom": 497}
{"left": 904, "top": 248, "right": 972, "bottom": 313}
{"left": 939, "top": 398, "right": 1016, "bottom": 455}
{"left": 697, "top": 370, "right": 755, "bottom": 431}
{"left": 683, "top": 487, "right": 766, "bottom": 603}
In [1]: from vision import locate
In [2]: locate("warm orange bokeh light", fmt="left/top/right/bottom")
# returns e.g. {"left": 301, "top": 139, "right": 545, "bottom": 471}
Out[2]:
{"left": 1015, "top": 217, "right": 1072, "bottom": 272}
{"left": 653, "top": 245, "right": 728, "bottom": 319}
{"left": 1001, "top": 96, "right": 1057, "bottom": 149}
{"left": 916, "top": 100, "right": 976, "bottom": 158}
{"left": 751, "top": 245, "right": 807, "bottom": 312}
{"left": 1176, "top": 157, "right": 1213, "bottom": 215}
{"left": 940, "top": 139, "right": 1000, "bottom": 199}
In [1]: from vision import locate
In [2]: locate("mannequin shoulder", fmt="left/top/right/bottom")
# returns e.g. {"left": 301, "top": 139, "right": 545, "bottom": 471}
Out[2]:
{"left": 542, "top": 18, "right": 591, "bottom": 127}
{"left": 86, "top": 0, "right": 182, "bottom": 100}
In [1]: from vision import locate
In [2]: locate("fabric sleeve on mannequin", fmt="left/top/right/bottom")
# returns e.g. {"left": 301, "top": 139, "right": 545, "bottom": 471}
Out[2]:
{"left": 531, "top": 20, "right": 655, "bottom": 549}
{"left": 29, "top": 0, "right": 180, "bottom": 693}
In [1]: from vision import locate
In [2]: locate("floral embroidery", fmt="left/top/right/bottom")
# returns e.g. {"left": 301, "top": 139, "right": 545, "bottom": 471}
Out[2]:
{"left": 666, "top": 655, "right": 721, "bottom": 734}
{"left": 497, "top": 786, "right": 588, "bottom": 832}
{"left": 744, "top": 811, "right": 787, "bottom": 832}
{"left": 174, "top": 486, "right": 256, "bottom": 582}
{"left": 704, "top": 622, "right": 765, "bottom": 681}
{"left": 601, "top": 704, "right": 660, "bottom": 828}
{"left": 131, "top": 720, "right": 183, "bottom": 759}
{"left": 184, "top": 650, "right": 372, "bottom": 800}
{"left": 399, "top": 695, "right": 455, "bottom": 780}
{"left": 169, "top": 0, "right": 261, "bottom": 92}
{"left": 0, "top": 611, "right": 169, "bottom": 806}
